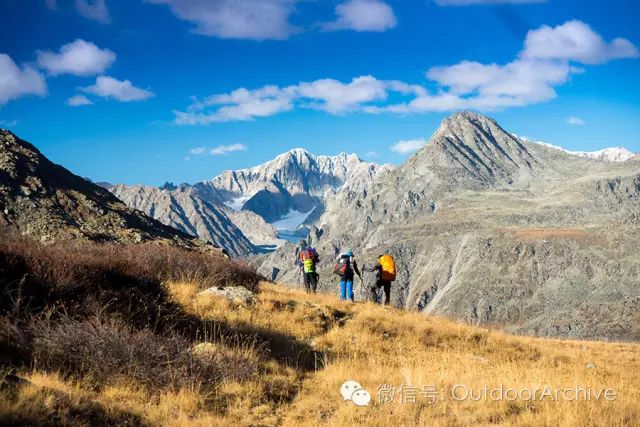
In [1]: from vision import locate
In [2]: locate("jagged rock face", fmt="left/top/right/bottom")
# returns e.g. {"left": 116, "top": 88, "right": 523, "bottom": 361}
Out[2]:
{"left": 0, "top": 130, "right": 208, "bottom": 250}
{"left": 109, "top": 184, "right": 256, "bottom": 257}
{"left": 257, "top": 111, "right": 640, "bottom": 342}
{"left": 111, "top": 149, "right": 387, "bottom": 254}
{"left": 199, "top": 149, "right": 378, "bottom": 221}
{"left": 404, "top": 112, "right": 541, "bottom": 191}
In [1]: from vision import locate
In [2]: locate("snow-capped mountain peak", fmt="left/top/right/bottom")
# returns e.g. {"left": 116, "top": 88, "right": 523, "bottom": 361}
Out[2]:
{"left": 513, "top": 135, "right": 635, "bottom": 162}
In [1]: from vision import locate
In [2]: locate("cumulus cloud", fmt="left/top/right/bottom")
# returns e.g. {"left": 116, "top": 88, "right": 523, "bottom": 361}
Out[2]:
{"left": 567, "top": 116, "right": 586, "bottom": 126}
{"left": 435, "top": 0, "right": 545, "bottom": 5}
{"left": 210, "top": 143, "right": 248, "bottom": 155}
{"left": 323, "top": 0, "right": 397, "bottom": 32}
{"left": 176, "top": 85, "right": 294, "bottom": 125}
{"left": 0, "top": 54, "right": 47, "bottom": 105}
{"left": 390, "top": 139, "right": 427, "bottom": 154}
{"left": 295, "top": 76, "right": 388, "bottom": 113}
{"left": 67, "top": 94, "right": 93, "bottom": 106}
{"left": 175, "top": 76, "right": 391, "bottom": 124}
{"left": 173, "top": 20, "right": 639, "bottom": 124}
{"left": 37, "top": 39, "right": 115, "bottom": 76}
{"left": 188, "top": 147, "right": 207, "bottom": 155}
{"left": 81, "top": 76, "right": 154, "bottom": 102}
{"left": 522, "top": 20, "right": 639, "bottom": 64}
{"left": 146, "top": 0, "right": 298, "bottom": 40}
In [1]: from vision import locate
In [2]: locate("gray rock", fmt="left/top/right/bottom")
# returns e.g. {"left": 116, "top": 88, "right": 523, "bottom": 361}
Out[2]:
{"left": 199, "top": 286, "right": 257, "bottom": 305}
{"left": 0, "top": 130, "right": 212, "bottom": 251}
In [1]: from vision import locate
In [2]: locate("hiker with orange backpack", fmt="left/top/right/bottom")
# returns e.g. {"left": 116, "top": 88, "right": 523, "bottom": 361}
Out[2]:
{"left": 363, "top": 251, "right": 396, "bottom": 305}
{"left": 334, "top": 250, "right": 362, "bottom": 302}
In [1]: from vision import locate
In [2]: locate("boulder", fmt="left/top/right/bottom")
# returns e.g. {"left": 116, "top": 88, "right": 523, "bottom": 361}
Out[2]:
{"left": 199, "top": 286, "right": 256, "bottom": 306}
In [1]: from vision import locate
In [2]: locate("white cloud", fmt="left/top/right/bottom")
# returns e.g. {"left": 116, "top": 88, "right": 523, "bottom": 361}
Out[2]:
{"left": 176, "top": 85, "right": 294, "bottom": 125}
{"left": 146, "top": 0, "right": 298, "bottom": 40}
{"left": 522, "top": 20, "right": 639, "bottom": 64}
{"left": 172, "top": 20, "right": 639, "bottom": 123}
{"left": 75, "top": 0, "right": 110, "bottom": 23}
{"left": 37, "top": 39, "right": 115, "bottom": 76}
{"left": 295, "top": 76, "right": 388, "bottom": 113}
{"left": 365, "top": 151, "right": 380, "bottom": 158}
{"left": 435, "top": 0, "right": 545, "bottom": 5}
{"left": 0, "top": 54, "right": 47, "bottom": 105}
{"left": 323, "top": 0, "right": 396, "bottom": 32}
{"left": 188, "top": 147, "right": 207, "bottom": 155}
{"left": 424, "top": 58, "right": 572, "bottom": 108}
{"left": 174, "top": 76, "right": 390, "bottom": 124}
{"left": 567, "top": 116, "right": 586, "bottom": 126}
{"left": 67, "top": 94, "right": 93, "bottom": 106}
{"left": 210, "top": 143, "right": 248, "bottom": 156}
{"left": 391, "top": 139, "right": 427, "bottom": 154}
{"left": 81, "top": 76, "right": 154, "bottom": 102}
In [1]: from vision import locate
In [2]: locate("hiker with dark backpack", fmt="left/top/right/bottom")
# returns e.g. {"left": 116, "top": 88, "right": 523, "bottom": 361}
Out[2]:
{"left": 334, "top": 250, "right": 362, "bottom": 302}
{"left": 298, "top": 246, "right": 320, "bottom": 293}
{"left": 363, "top": 252, "right": 396, "bottom": 305}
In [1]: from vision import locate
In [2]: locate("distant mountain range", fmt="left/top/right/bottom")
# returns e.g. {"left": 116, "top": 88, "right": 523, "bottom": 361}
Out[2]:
{"left": 257, "top": 112, "right": 640, "bottom": 342}
{"left": 513, "top": 135, "right": 636, "bottom": 162}
{"left": 3, "top": 114, "right": 638, "bottom": 341}
{"left": 109, "top": 149, "right": 388, "bottom": 256}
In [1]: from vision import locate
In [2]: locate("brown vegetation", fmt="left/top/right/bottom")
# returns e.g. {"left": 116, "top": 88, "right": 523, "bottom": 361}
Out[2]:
{"left": 1, "top": 229, "right": 638, "bottom": 426}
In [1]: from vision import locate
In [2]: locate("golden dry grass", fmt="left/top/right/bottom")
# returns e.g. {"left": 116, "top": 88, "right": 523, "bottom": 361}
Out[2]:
{"left": 2, "top": 281, "right": 639, "bottom": 426}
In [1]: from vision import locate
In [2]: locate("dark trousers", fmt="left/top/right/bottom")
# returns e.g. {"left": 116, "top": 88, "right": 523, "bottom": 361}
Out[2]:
{"left": 304, "top": 272, "right": 318, "bottom": 293}
{"left": 371, "top": 280, "right": 391, "bottom": 305}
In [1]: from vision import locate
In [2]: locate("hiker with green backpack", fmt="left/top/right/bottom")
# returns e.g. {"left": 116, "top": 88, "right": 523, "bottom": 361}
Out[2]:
{"left": 363, "top": 252, "right": 396, "bottom": 305}
{"left": 334, "top": 250, "right": 362, "bottom": 302}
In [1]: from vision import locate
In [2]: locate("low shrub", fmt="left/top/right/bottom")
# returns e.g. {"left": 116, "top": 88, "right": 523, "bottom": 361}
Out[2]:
{"left": 30, "top": 317, "right": 258, "bottom": 391}
{"left": 0, "top": 229, "right": 262, "bottom": 327}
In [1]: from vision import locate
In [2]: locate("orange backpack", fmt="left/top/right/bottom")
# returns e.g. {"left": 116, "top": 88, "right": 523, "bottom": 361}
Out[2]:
{"left": 379, "top": 255, "right": 396, "bottom": 281}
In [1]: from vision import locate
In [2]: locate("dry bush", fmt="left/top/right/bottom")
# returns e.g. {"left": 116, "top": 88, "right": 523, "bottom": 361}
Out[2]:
{"left": 0, "top": 229, "right": 262, "bottom": 327}
{"left": 30, "top": 317, "right": 259, "bottom": 391}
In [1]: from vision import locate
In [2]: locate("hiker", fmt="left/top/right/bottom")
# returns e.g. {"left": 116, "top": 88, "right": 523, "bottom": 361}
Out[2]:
{"left": 363, "top": 252, "right": 396, "bottom": 305}
{"left": 334, "top": 250, "right": 362, "bottom": 302}
{"left": 298, "top": 245, "right": 320, "bottom": 293}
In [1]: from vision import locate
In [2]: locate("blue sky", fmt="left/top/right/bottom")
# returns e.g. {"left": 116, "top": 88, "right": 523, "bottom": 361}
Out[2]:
{"left": 0, "top": 0, "right": 639, "bottom": 186}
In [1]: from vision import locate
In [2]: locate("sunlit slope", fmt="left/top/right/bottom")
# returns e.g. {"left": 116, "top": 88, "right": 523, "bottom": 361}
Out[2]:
{"left": 3, "top": 282, "right": 638, "bottom": 426}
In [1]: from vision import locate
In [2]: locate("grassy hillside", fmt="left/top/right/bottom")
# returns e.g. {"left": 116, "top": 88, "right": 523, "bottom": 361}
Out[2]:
{"left": 2, "top": 245, "right": 639, "bottom": 427}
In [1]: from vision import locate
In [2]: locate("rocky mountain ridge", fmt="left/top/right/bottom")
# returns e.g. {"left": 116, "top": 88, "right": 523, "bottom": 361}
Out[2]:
{"left": 257, "top": 111, "right": 640, "bottom": 342}
{"left": 110, "top": 149, "right": 388, "bottom": 255}
{"left": 0, "top": 130, "right": 214, "bottom": 252}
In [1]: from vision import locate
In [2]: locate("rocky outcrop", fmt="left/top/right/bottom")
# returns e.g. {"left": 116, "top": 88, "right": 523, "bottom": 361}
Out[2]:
{"left": 109, "top": 184, "right": 255, "bottom": 257}
{"left": 0, "top": 130, "right": 210, "bottom": 251}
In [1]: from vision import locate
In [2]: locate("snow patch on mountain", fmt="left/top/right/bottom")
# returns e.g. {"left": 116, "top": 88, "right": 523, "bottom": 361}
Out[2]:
{"left": 223, "top": 196, "right": 250, "bottom": 211}
{"left": 513, "top": 134, "right": 635, "bottom": 162}
{"left": 272, "top": 208, "right": 315, "bottom": 231}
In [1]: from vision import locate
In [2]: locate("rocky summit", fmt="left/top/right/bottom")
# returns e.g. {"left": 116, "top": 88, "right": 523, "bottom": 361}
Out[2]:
{"left": 257, "top": 111, "right": 640, "bottom": 342}
{"left": 110, "top": 148, "right": 388, "bottom": 255}
{"left": 0, "top": 130, "right": 212, "bottom": 251}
